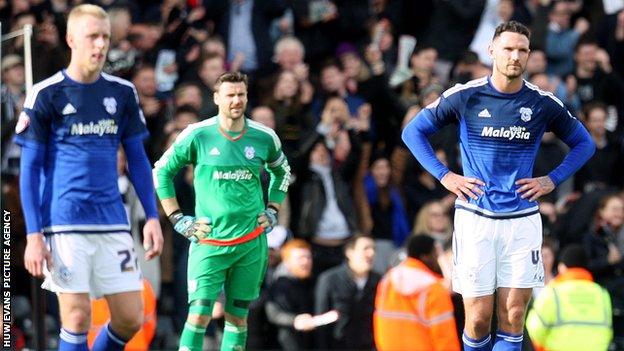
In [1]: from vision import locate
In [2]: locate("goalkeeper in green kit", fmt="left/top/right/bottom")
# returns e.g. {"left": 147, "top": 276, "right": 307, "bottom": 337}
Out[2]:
{"left": 153, "top": 72, "right": 290, "bottom": 351}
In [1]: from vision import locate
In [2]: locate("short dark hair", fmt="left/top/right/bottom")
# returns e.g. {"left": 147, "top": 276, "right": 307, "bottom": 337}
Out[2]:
{"left": 344, "top": 234, "right": 374, "bottom": 254}
{"left": 493, "top": 20, "right": 531, "bottom": 41}
{"left": 214, "top": 71, "right": 248, "bottom": 90}
{"left": 175, "top": 104, "right": 199, "bottom": 118}
{"left": 406, "top": 234, "right": 436, "bottom": 260}
{"left": 559, "top": 244, "right": 588, "bottom": 269}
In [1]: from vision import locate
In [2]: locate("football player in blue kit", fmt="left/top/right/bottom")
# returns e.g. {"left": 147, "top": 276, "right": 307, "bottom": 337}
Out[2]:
{"left": 402, "top": 21, "right": 595, "bottom": 351}
{"left": 15, "top": 4, "right": 163, "bottom": 351}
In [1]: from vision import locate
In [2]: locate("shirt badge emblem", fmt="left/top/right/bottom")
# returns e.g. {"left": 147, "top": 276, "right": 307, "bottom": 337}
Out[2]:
{"left": 244, "top": 146, "right": 255, "bottom": 160}
{"left": 520, "top": 107, "right": 532, "bottom": 122}
{"left": 103, "top": 97, "right": 117, "bottom": 115}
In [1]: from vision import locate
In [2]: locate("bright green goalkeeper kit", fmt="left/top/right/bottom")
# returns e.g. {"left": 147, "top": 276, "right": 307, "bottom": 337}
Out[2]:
{"left": 154, "top": 116, "right": 290, "bottom": 318}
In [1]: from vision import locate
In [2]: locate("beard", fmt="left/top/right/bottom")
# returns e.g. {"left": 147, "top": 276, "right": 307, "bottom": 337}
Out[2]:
{"left": 497, "top": 62, "right": 525, "bottom": 79}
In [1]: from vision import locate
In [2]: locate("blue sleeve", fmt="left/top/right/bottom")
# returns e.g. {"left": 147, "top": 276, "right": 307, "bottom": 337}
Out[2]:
{"left": 401, "top": 109, "right": 450, "bottom": 181}
{"left": 14, "top": 90, "right": 52, "bottom": 146}
{"left": 123, "top": 137, "right": 159, "bottom": 219}
{"left": 548, "top": 121, "right": 595, "bottom": 186}
{"left": 19, "top": 144, "right": 45, "bottom": 235}
{"left": 121, "top": 85, "right": 149, "bottom": 141}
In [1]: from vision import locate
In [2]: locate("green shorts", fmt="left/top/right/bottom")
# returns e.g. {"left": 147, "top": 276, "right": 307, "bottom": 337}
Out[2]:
{"left": 187, "top": 234, "right": 268, "bottom": 317}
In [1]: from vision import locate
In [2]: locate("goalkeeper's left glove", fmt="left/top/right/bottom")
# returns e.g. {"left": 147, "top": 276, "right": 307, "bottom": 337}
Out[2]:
{"left": 257, "top": 206, "right": 278, "bottom": 233}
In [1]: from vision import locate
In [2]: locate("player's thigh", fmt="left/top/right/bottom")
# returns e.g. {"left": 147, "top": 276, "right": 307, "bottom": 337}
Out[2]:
{"left": 105, "top": 290, "right": 144, "bottom": 326}
{"left": 463, "top": 294, "right": 495, "bottom": 325}
{"left": 224, "top": 236, "right": 268, "bottom": 317}
{"left": 91, "top": 234, "right": 142, "bottom": 298}
{"left": 496, "top": 287, "right": 532, "bottom": 319}
{"left": 187, "top": 243, "right": 231, "bottom": 306}
{"left": 43, "top": 234, "right": 94, "bottom": 294}
{"left": 452, "top": 209, "right": 497, "bottom": 297}
{"left": 57, "top": 292, "right": 91, "bottom": 330}
{"left": 496, "top": 214, "right": 543, "bottom": 289}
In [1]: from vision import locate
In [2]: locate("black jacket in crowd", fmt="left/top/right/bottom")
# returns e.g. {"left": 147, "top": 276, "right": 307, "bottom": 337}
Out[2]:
{"left": 314, "top": 263, "right": 381, "bottom": 350}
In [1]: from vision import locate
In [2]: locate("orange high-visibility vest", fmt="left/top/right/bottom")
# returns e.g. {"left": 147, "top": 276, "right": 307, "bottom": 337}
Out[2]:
{"left": 374, "top": 258, "right": 460, "bottom": 351}
{"left": 88, "top": 279, "right": 157, "bottom": 351}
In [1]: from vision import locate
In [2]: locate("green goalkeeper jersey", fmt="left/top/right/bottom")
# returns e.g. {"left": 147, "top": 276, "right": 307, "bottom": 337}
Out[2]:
{"left": 154, "top": 116, "right": 290, "bottom": 240}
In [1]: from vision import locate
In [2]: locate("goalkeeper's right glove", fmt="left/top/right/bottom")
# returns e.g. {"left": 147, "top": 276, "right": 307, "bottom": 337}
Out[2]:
{"left": 168, "top": 211, "right": 211, "bottom": 243}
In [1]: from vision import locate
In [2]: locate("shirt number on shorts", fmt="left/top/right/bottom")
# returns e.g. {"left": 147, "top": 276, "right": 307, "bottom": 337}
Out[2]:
{"left": 117, "top": 249, "right": 137, "bottom": 272}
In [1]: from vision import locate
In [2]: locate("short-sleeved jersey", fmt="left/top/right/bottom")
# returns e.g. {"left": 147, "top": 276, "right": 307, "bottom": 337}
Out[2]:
{"left": 422, "top": 76, "right": 580, "bottom": 216}
{"left": 154, "top": 116, "right": 290, "bottom": 240}
{"left": 14, "top": 70, "right": 148, "bottom": 234}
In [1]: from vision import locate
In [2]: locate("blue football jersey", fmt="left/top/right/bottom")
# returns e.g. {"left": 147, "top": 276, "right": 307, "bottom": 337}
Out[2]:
{"left": 14, "top": 70, "right": 149, "bottom": 234}
{"left": 421, "top": 76, "right": 579, "bottom": 216}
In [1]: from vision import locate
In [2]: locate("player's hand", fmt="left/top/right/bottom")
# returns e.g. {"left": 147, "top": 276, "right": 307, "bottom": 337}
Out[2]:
{"left": 515, "top": 175, "right": 555, "bottom": 202}
{"left": 440, "top": 172, "right": 485, "bottom": 202}
{"left": 142, "top": 218, "right": 164, "bottom": 261}
{"left": 257, "top": 207, "right": 278, "bottom": 233}
{"left": 170, "top": 212, "right": 212, "bottom": 243}
{"left": 24, "top": 233, "right": 52, "bottom": 278}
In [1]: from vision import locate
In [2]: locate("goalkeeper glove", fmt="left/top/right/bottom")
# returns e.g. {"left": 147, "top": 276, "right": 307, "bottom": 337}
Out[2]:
{"left": 257, "top": 206, "right": 278, "bottom": 233}
{"left": 168, "top": 211, "right": 211, "bottom": 243}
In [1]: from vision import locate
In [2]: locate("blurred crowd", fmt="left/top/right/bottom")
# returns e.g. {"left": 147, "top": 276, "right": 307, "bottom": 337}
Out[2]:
{"left": 2, "top": 0, "right": 624, "bottom": 349}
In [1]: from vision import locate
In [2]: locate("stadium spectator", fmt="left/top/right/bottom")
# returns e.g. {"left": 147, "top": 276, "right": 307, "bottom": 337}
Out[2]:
{"left": 266, "top": 239, "right": 316, "bottom": 350}
{"left": 374, "top": 234, "right": 460, "bottom": 351}
{"left": 196, "top": 53, "right": 225, "bottom": 118}
{"left": 261, "top": 69, "right": 315, "bottom": 163}
{"left": 311, "top": 60, "right": 367, "bottom": 122}
{"left": 355, "top": 153, "right": 410, "bottom": 273}
{"left": 526, "top": 244, "right": 613, "bottom": 351}
{"left": 532, "top": 237, "right": 559, "bottom": 298}
{"left": 571, "top": 41, "right": 624, "bottom": 131}
{"left": 583, "top": 194, "right": 624, "bottom": 302}
{"left": 421, "top": 0, "right": 486, "bottom": 84}
{"left": 575, "top": 103, "right": 624, "bottom": 192}
{"left": 470, "top": 0, "right": 515, "bottom": 66}
{"left": 172, "top": 82, "right": 202, "bottom": 111}
{"left": 315, "top": 234, "right": 380, "bottom": 349}
{"left": 132, "top": 65, "right": 168, "bottom": 162}
{"left": 297, "top": 138, "right": 358, "bottom": 277}
{"left": 545, "top": 1, "right": 589, "bottom": 77}
{"left": 1, "top": 54, "right": 25, "bottom": 177}
{"left": 203, "top": 0, "right": 288, "bottom": 76}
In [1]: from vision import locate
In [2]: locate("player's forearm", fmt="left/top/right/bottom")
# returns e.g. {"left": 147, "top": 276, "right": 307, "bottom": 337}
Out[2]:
{"left": 123, "top": 137, "right": 159, "bottom": 219}
{"left": 160, "top": 197, "right": 181, "bottom": 217}
{"left": 19, "top": 144, "right": 45, "bottom": 235}
{"left": 267, "top": 157, "right": 291, "bottom": 204}
{"left": 549, "top": 123, "right": 596, "bottom": 185}
{"left": 401, "top": 111, "right": 449, "bottom": 180}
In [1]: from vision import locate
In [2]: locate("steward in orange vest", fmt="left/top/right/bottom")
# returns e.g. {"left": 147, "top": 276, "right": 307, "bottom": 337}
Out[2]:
{"left": 374, "top": 234, "right": 460, "bottom": 351}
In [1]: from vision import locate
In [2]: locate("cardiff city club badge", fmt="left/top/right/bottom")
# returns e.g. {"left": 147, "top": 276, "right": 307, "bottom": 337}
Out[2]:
{"left": 519, "top": 107, "right": 532, "bottom": 122}
{"left": 103, "top": 97, "right": 117, "bottom": 115}
{"left": 244, "top": 146, "right": 255, "bottom": 160}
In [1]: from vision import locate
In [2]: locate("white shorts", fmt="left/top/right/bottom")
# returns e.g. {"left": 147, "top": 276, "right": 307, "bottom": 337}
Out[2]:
{"left": 42, "top": 233, "right": 142, "bottom": 298}
{"left": 451, "top": 209, "right": 544, "bottom": 297}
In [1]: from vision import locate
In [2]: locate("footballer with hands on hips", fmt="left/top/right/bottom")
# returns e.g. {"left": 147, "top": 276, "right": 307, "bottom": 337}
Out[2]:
{"left": 402, "top": 21, "right": 595, "bottom": 351}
